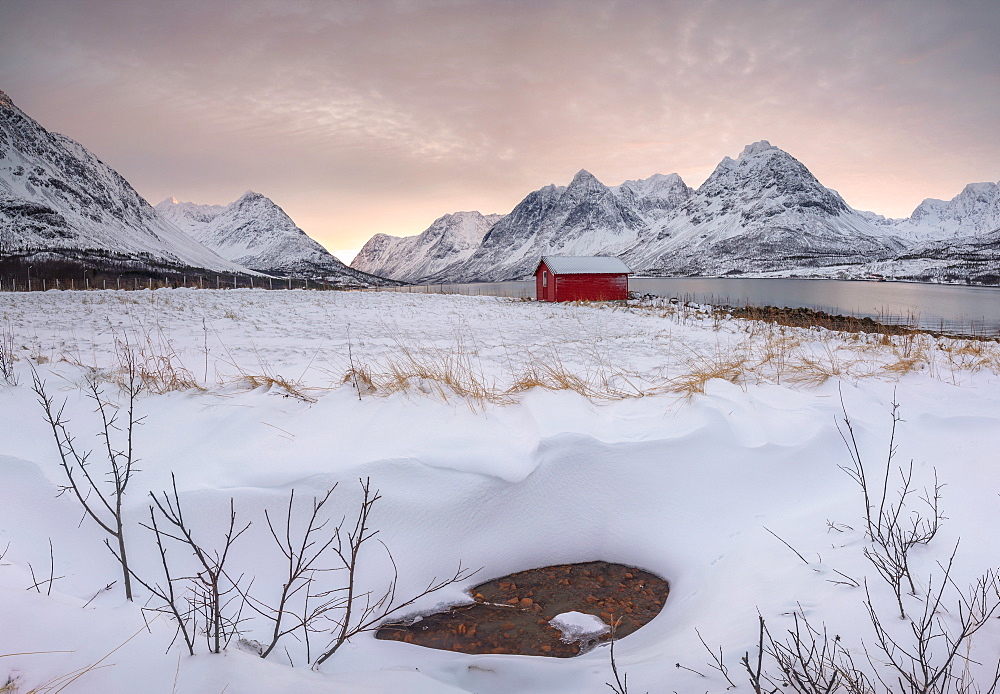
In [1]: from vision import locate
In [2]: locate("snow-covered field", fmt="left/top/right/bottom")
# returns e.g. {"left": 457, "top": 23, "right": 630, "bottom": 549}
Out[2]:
{"left": 1, "top": 289, "right": 999, "bottom": 693}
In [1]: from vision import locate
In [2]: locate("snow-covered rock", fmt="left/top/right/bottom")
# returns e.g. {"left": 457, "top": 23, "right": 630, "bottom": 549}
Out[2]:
{"left": 156, "top": 192, "right": 395, "bottom": 285}
{"left": 548, "top": 612, "right": 610, "bottom": 643}
{"left": 350, "top": 211, "right": 503, "bottom": 282}
{"left": 0, "top": 89, "right": 247, "bottom": 273}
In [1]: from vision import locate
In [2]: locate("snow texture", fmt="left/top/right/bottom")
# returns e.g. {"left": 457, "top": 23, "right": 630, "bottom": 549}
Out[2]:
{"left": 1, "top": 289, "right": 999, "bottom": 693}
{"left": 541, "top": 255, "right": 631, "bottom": 274}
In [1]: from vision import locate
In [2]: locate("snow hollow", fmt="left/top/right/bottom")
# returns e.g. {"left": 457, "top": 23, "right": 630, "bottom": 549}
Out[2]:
{"left": 1, "top": 289, "right": 999, "bottom": 693}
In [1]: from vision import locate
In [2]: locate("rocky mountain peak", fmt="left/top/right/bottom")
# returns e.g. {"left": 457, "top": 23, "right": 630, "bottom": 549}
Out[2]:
{"left": 958, "top": 181, "right": 1000, "bottom": 201}
{"left": 234, "top": 190, "right": 267, "bottom": 206}
{"left": 738, "top": 140, "right": 777, "bottom": 160}
{"left": 900, "top": 179, "right": 1000, "bottom": 240}
{"left": 0, "top": 90, "right": 14, "bottom": 110}
{"left": 351, "top": 209, "right": 504, "bottom": 282}
{"left": 569, "top": 169, "right": 599, "bottom": 184}
{"left": 694, "top": 141, "right": 848, "bottom": 217}
{"left": 564, "top": 170, "right": 607, "bottom": 198}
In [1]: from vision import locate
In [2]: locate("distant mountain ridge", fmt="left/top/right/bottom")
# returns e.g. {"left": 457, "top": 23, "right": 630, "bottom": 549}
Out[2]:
{"left": 352, "top": 140, "right": 1000, "bottom": 284}
{"left": 355, "top": 168, "right": 693, "bottom": 283}
{"left": 156, "top": 192, "right": 393, "bottom": 285}
{"left": 4, "top": 84, "right": 997, "bottom": 287}
{"left": 351, "top": 210, "right": 503, "bottom": 283}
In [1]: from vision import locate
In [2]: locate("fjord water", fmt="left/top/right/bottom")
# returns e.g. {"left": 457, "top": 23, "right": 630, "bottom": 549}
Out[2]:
{"left": 631, "top": 278, "right": 1000, "bottom": 335}
{"left": 374, "top": 278, "right": 1000, "bottom": 335}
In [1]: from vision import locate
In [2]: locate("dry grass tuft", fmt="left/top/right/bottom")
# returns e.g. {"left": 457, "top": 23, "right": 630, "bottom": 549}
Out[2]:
{"left": 664, "top": 354, "right": 749, "bottom": 397}
{"left": 378, "top": 344, "right": 496, "bottom": 403}
{"left": 0, "top": 322, "right": 17, "bottom": 386}
{"left": 120, "top": 325, "right": 200, "bottom": 394}
{"left": 231, "top": 371, "right": 318, "bottom": 403}
{"left": 0, "top": 618, "right": 153, "bottom": 693}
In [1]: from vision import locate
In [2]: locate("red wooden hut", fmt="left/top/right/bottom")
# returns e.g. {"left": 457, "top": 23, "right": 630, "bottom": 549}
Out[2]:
{"left": 534, "top": 256, "right": 631, "bottom": 302}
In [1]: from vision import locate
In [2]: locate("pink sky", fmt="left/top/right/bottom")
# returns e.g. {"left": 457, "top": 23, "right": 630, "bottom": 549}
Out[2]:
{"left": 2, "top": 0, "right": 998, "bottom": 257}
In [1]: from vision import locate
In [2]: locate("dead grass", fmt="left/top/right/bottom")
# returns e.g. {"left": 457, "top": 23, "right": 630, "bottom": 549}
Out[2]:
{"left": 9, "top": 292, "right": 1000, "bottom": 406}
{"left": 0, "top": 618, "right": 152, "bottom": 693}
{"left": 662, "top": 353, "right": 750, "bottom": 397}
{"left": 323, "top": 311, "right": 1000, "bottom": 404}
{"left": 0, "top": 322, "right": 17, "bottom": 386}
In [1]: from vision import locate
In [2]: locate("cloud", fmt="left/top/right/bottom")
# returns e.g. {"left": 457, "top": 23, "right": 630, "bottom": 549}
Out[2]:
{"left": 1, "top": 0, "right": 998, "bottom": 248}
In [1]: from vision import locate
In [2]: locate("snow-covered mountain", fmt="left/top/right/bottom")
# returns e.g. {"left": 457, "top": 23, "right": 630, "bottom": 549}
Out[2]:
{"left": 622, "top": 141, "right": 904, "bottom": 275}
{"left": 840, "top": 180, "right": 1000, "bottom": 283}
{"left": 155, "top": 192, "right": 392, "bottom": 285}
{"left": 350, "top": 211, "right": 503, "bottom": 282}
{"left": 421, "top": 169, "right": 690, "bottom": 282}
{"left": 890, "top": 181, "right": 1000, "bottom": 242}
{"left": 351, "top": 140, "right": 1000, "bottom": 284}
{"left": 0, "top": 89, "right": 246, "bottom": 273}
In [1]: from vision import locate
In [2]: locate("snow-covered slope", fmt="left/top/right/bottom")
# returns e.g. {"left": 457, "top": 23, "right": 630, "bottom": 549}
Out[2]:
{"left": 156, "top": 192, "right": 395, "bottom": 285}
{"left": 428, "top": 170, "right": 689, "bottom": 282}
{"left": 0, "top": 90, "right": 246, "bottom": 273}
{"left": 350, "top": 211, "right": 503, "bottom": 282}
{"left": 623, "top": 141, "right": 904, "bottom": 275}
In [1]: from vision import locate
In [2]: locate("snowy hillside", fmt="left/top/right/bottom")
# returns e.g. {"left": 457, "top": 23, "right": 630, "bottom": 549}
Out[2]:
{"left": 1, "top": 289, "right": 999, "bottom": 693}
{"left": 156, "top": 192, "right": 395, "bottom": 285}
{"left": 0, "top": 90, "right": 246, "bottom": 273}
{"left": 428, "top": 170, "right": 688, "bottom": 282}
{"left": 351, "top": 211, "right": 503, "bottom": 282}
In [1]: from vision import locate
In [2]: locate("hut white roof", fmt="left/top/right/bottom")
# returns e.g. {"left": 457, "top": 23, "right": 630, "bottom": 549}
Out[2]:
{"left": 537, "top": 256, "right": 631, "bottom": 275}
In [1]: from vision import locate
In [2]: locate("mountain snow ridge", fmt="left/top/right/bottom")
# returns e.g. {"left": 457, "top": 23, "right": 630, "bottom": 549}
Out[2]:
{"left": 623, "top": 140, "right": 903, "bottom": 275}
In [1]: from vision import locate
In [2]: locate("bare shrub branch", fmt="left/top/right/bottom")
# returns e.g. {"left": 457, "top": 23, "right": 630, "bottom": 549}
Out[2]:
{"left": 311, "top": 478, "right": 477, "bottom": 667}
{"left": 145, "top": 474, "right": 251, "bottom": 654}
{"left": 31, "top": 356, "right": 143, "bottom": 601}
